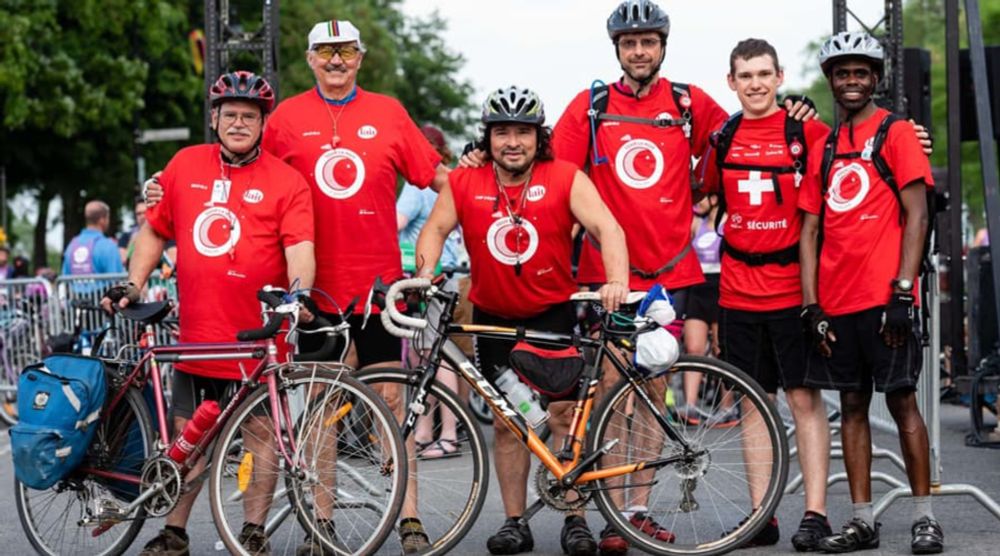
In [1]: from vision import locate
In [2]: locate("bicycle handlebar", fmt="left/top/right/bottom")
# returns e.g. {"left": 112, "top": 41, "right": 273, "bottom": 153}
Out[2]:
{"left": 291, "top": 316, "right": 339, "bottom": 362}
{"left": 569, "top": 291, "right": 648, "bottom": 305}
{"left": 235, "top": 312, "right": 284, "bottom": 342}
{"left": 235, "top": 288, "right": 342, "bottom": 361}
{"left": 381, "top": 277, "right": 432, "bottom": 340}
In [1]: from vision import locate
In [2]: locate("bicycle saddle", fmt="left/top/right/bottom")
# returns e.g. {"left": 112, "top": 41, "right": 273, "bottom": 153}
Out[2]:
{"left": 118, "top": 300, "right": 173, "bottom": 325}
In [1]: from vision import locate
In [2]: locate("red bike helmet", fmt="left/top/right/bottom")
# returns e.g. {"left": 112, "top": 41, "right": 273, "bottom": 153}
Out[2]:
{"left": 209, "top": 71, "right": 276, "bottom": 114}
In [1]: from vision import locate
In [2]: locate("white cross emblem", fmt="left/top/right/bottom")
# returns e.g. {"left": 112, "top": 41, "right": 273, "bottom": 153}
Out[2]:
{"left": 737, "top": 171, "right": 773, "bottom": 206}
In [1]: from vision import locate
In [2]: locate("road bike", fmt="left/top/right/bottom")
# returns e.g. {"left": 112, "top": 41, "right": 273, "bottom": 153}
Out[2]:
{"left": 14, "top": 289, "right": 407, "bottom": 556}
{"left": 357, "top": 277, "right": 789, "bottom": 556}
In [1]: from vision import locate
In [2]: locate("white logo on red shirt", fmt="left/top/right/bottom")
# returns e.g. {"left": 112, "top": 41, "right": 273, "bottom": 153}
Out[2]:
{"left": 486, "top": 217, "right": 539, "bottom": 266}
{"left": 614, "top": 139, "right": 664, "bottom": 189}
{"left": 314, "top": 147, "right": 366, "bottom": 200}
{"left": 527, "top": 185, "right": 546, "bottom": 202}
{"left": 357, "top": 125, "right": 378, "bottom": 139}
{"left": 737, "top": 171, "right": 774, "bottom": 206}
{"left": 243, "top": 189, "right": 264, "bottom": 204}
{"left": 193, "top": 206, "right": 241, "bottom": 257}
{"left": 827, "top": 162, "right": 870, "bottom": 213}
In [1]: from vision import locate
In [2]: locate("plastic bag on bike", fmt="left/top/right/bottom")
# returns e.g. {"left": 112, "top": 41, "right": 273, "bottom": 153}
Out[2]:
{"left": 10, "top": 354, "right": 107, "bottom": 489}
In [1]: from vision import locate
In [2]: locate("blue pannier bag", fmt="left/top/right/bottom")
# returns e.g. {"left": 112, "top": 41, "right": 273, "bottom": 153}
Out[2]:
{"left": 9, "top": 354, "right": 107, "bottom": 489}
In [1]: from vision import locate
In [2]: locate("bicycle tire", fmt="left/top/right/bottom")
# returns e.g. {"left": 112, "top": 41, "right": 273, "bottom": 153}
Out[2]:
{"left": 588, "top": 355, "right": 789, "bottom": 556}
{"left": 355, "top": 366, "right": 489, "bottom": 556}
{"left": 208, "top": 364, "right": 407, "bottom": 556}
{"left": 16, "top": 386, "right": 154, "bottom": 556}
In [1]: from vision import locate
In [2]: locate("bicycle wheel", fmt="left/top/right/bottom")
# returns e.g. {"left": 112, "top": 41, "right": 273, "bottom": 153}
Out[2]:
{"left": 209, "top": 364, "right": 407, "bottom": 556}
{"left": 16, "top": 387, "right": 154, "bottom": 556}
{"left": 589, "top": 355, "right": 789, "bottom": 556}
{"left": 355, "top": 367, "right": 488, "bottom": 556}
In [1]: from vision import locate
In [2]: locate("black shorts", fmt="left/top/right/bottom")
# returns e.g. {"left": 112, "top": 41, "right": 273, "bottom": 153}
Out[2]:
{"left": 718, "top": 306, "right": 809, "bottom": 394}
{"left": 171, "top": 370, "right": 239, "bottom": 420}
{"left": 298, "top": 312, "right": 402, "bottom": 368}
{"left": 473, "top": 303, "right": 577, "bottom": 383}
{"left": 686, "top": 274, "right": 719, "bottom": 324}
{"left": 803, "top": 307, "right": 922, "bottom": 394}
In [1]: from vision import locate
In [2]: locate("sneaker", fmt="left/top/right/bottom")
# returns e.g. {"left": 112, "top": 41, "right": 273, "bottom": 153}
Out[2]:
{"left": 707, "top": 405, "right": 740, "bottom": 429}
{"left": 560, "top": 516, "right": 597, "bottom": 556}
{"left": 910, "top": 517, "right": 944, "bottom": 554}
{"left": 724, "top": 516, "right": 779, "bottom": 548}
{"left": 630, "top": 511, "right": 676, "bottom": 543}
{"left": 791, "top": 512, "right": 833, "bottom": 552}
{"left": 139, "top": 528, "right": 190, "bottom": 556}
{"left": 597, "top": 525, "right": 629, "bottom": 556}
{"left": 487, "top": 517, "right": 534, "bottom": 555}
{"left": 399, "top": 518, "right": 431, "bottom": 554}
{"left": 817, "top": 518, "right": 880, "bottom": 553}
{"left": 238, "top": 522, "right": 271, "bottom": 556}
{"left": 296, "top": 521, "right": 337, "bottom": 556}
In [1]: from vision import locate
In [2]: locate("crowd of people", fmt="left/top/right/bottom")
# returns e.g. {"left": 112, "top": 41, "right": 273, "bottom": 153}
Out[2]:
{"left": 84, "top": 1, "right": 946, "bottom": 555}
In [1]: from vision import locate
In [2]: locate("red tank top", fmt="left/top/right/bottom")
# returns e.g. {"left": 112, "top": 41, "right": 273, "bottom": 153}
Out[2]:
{"left": 451, "top": 159, "right": 579, "bottom": 319}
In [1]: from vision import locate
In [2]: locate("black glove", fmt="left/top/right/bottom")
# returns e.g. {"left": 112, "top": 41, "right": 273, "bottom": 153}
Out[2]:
{"left": 800, "top": 303, "right": 832, "bottom": 350}
{"left": 880, "top": 292, "right": 915, "bottom": 346}
{"left": 104, "top": 281, "right": 141, "bottom": 306}
{"left": 783, "top": 94, "right": 817, "bottom": 113}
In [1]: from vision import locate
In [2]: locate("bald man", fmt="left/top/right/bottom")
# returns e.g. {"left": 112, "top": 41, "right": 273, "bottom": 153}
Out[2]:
{"left": 62, "top": 200, "right": 125, "bottom": 275}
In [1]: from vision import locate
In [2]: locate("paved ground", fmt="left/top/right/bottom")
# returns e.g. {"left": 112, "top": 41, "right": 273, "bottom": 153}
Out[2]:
{"left": 2, "top": 402, "right": 999, "bottom": 555}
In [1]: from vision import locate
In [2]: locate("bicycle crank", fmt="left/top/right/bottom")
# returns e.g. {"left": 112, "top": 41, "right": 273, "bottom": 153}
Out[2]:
{"left": 140, "top": 456, "right": 184, "bottom": 517}
{"left": 535, "top": 465, "right": 591, "bottom": 511}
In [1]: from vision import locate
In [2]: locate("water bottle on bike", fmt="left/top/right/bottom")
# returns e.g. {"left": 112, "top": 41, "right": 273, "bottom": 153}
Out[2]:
{"left": 495, "top": 367, "right": 548, "bottom": 429}
{"left": 167, "top": 400, "right": 221, "bottom": 463}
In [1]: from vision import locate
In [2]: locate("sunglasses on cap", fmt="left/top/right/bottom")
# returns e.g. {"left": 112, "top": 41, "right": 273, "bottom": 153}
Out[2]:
{"left": 313, "top": 44, "right": 361, "bottom": 62}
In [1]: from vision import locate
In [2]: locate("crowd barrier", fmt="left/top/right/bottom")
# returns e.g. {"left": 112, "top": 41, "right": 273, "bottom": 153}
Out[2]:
{"left": 0, "top": 272, "right": 179, "bottom": 368}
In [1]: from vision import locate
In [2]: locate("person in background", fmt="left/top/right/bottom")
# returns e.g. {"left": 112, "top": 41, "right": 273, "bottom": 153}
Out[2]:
{"left": 0, "top": 245, "right": 14, "bottom": 279}
{"left": 62, "top": 200, "right": 125, "bottom": 276}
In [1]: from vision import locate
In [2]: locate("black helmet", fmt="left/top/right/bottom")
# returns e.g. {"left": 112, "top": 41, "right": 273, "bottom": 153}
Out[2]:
{"left": 482, "top": 86, "right": 545, "bottom": 125}
{"left": 209, "top": 71, "right": 276, "bottom": 114}
{"left": 607, "top": 0, "right": 670, "bottom": 41}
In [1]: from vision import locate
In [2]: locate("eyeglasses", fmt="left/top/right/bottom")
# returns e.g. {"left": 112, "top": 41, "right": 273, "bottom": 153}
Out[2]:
{"left": 313, "top": 44, "right": 361, "bottom": 62}
{"left": 617, "top": 37, "right": 662, "bottom": 51}
{"left": 219, "top": 111, "right": 262, "bottom": 125}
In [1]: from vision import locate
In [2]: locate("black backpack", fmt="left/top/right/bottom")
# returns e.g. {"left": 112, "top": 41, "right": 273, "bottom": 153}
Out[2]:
{"left": 707, "top": 111, "right": 808, "bottom": 266}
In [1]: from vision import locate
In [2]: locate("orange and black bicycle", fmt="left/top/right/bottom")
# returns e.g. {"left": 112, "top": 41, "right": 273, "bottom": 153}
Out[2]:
{"left": 358, "top": 277, "right": 789, "bottom": 556}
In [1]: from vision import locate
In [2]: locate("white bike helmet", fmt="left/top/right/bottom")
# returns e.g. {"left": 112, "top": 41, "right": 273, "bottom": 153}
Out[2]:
{"left": 482, "top": 86, "right": 545, "bottom": 125}
{"left": 818, "top": 31, "right": 884, "bottom": 75}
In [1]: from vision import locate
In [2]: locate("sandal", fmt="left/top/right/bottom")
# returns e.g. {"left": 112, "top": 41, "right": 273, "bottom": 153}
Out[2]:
{"left": 418, "top": 438, "right": 460, "bottom": 460}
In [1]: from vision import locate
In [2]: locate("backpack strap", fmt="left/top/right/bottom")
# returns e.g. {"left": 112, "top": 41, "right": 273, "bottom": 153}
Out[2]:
{"left": 870, "top": 113, "right": 906, "bottom": 225}
{"left": 587, "top": 81, "right": 611, "bottom": 166}
{"left": 721, "top": 239, "right": 800, "bottom": 267}
{"left": 710, "top": 112, "right": 743, "bottom": 230}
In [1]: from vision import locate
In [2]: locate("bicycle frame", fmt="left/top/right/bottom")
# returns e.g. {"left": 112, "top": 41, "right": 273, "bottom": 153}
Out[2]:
{"left": 82, "top": 322, "right": 302, "bottom": 487}
{"left": 400, "top": 289, "right": 700, "bottom": 488}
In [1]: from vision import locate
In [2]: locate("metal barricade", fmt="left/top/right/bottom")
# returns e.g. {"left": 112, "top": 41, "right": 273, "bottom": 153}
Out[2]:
{"left": 0, "top": 278, "right": 53, "bottom": 394}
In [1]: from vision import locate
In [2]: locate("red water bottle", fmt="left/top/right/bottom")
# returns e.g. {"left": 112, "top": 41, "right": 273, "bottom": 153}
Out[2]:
{"left": 167, "top": 400, "right": 221, "bottom": 463}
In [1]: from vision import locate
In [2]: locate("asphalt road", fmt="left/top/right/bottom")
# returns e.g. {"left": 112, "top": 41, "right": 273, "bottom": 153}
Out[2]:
{"left": 1, "top": 403, "right": 999, "bottom": 555}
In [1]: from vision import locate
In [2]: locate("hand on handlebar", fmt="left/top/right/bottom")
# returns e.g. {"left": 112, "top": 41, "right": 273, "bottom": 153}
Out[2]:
{"left": 598, "top": 281, "right": 629, "bottom": 313}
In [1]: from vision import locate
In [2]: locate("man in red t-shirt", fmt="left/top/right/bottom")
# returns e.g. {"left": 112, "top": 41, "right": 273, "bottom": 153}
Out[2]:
{"left": 700, "top": 39, "right": 833, "bottom": 550}
{"left": 799, "top": 32, "right": 942, "bottom": 554}
{"left": 104, "top": 72, "right": 315, "bottom": 556}
{"left": 417, "top": 86, "right": 628, "bottom": 556}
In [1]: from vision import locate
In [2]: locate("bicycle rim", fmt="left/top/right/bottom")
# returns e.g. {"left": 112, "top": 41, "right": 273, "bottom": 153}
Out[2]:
{"left": 209, "top": 364, "right": 407, "bottom": 556}
{"left": 589, "top": 356, "right": 789, "bottom": 556}
{"left": 356, "top": 367, "right": 489, "bottom": 555}
{"left": 16, "top": 387, "right": 152, "bottom": 556}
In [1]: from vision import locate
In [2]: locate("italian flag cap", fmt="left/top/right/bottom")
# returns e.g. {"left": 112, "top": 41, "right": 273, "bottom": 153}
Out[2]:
{"left": 308, "top": 20, "right": 365, "bottom": 51}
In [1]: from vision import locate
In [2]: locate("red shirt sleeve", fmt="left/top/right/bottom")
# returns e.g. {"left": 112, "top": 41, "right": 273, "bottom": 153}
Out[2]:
{"left": 797, "top": 135, "right": 829, "bottom": 215}
{"left": 279, "top": 172, "right": 315, "bottom": 248}
{"left": 551, "top": 90, "right": 592, "bottom": 170}
{"left": 884, "top": 120, "right": 934, "bottom": 190}
{"left": 688, "top": 85, "right": 729, "bottom": 160}
{"left": 145, "top": 154, "right": 179, "bottom": 240}
{"left": 391, "top": 103, "right": 443, "bottom": 189}
{"left": 261, "top": 108, "right": 293, "bottom": 162}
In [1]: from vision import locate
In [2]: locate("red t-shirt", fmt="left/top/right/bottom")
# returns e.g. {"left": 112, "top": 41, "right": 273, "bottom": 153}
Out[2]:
{"left": 451, "top": 160, "right": 579, "bottom": 319}
{"left": 262, "top": 87, "right": 442, "bottom": 313}
{"left": 146, "top": 144, "right": 314, "bottom": 379}
{"left": 798, "top": 108, "right": 933, "bottom": 316}
{"left": 552, "top": 78, "right": 728, "bottom": 291}
{"left": 701, "top": 111, "right": 830, "bottom": 311}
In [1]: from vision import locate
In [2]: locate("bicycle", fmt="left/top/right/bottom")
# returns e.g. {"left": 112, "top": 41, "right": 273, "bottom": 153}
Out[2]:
{"left": 359, "top": 277, "right": 789, "bottom": 556}
{"left": 14, "top": 288, "right": 408, "bottom": 556}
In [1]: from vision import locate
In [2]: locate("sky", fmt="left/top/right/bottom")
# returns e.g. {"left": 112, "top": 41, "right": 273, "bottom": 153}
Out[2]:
{"left": 400, "top": 0, "right": 886, "bottom": 118}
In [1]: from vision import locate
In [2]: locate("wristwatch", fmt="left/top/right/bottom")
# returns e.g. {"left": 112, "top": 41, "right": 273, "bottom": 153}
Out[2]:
{"left": 891, "top": 278, "right": 914, "bottom": 292}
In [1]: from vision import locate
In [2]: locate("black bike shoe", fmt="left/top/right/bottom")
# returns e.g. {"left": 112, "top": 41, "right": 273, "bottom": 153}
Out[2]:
{"left": 561, "top": 516, "right": 598, "bottom": 556}
{"left": 139, "top": 528, "right": 190, "bottom": 556}
{"left": 817, "top": 518, "right": 880, "bottom": 553}
{"left": 724, "top": 515, "right": 779, "bottom": 548}
{"left": 238, "top": 522, "right": 271, "bottom": 556}
{"left": 487, "top": 517, "right": 534, "bottom": 555}
{"left": 910, "top": 517, "right": 944, "bottom": 554}
{"left": 792, "top": 512, "right": 833, "bottom": 552}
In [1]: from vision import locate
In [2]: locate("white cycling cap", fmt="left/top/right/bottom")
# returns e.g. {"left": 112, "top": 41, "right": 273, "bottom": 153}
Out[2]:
{"left": 308, "top": 20, "right": 366, "bottom": 52}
